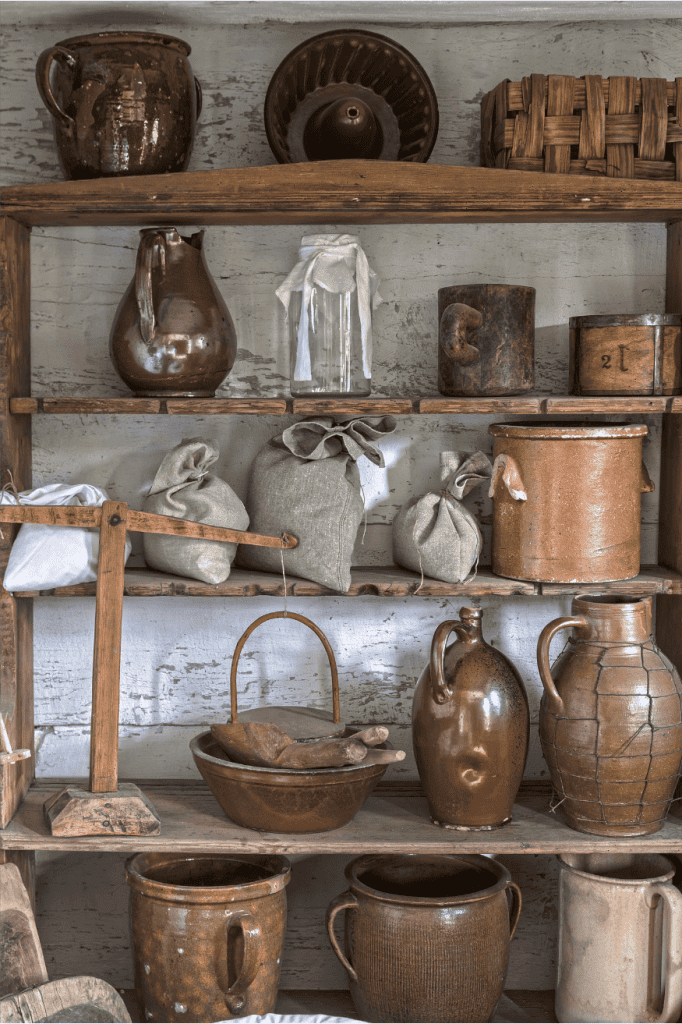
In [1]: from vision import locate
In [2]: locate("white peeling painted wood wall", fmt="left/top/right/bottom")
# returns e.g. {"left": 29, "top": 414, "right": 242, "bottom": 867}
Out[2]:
{"left": 2, "top": 0, "right": 679, "bottom": 994}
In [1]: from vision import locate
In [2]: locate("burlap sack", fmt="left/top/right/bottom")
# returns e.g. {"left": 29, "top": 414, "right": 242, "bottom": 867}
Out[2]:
{"left": 238, "top": 416, "right": 396, "bottom": 593}
{"left": 142, "top": 437, "right": 249, "bottom": 584}
{"left": 392, "top": 451, "right": 492, "bottom": 583}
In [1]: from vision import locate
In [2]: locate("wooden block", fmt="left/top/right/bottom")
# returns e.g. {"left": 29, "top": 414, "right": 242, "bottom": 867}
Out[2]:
{"left": 43, "top": 783, "right": 161, "bottom": 837}
{"left": 0, "top": 976, "right": 131, "bottom": 1023}
{"left": 0, "top": 863, "right": 48, "bottom": 999}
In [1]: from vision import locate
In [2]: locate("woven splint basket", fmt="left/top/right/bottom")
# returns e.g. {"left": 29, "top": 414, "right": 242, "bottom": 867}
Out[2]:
{"left": 481, "top": 74, "right": 682, "bottom": 180}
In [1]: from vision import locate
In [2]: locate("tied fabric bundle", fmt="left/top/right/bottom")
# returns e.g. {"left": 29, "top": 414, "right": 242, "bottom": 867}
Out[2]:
{"left": 142, "top": 437, "right": 249, "bottom": 584}
{"left": 238, "top": 416, "right": 396, "bottom": 593}
{"left": 276, "top": 234, "right": 381, "bottom": 381}
{"left": 392, "top": 451, "right": 492, "bottom": 584}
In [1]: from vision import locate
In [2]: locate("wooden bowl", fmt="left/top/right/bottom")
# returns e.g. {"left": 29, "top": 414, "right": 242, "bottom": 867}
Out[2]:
{"left": 190, "top": 730, "right": 389, "bottom": 833}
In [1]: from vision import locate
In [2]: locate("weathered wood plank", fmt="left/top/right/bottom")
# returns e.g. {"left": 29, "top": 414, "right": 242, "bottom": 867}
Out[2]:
{"left": 292, "top": 398, "right": 416, "bottom": 415}
{"left": 0, "top": 976, "right": 132, "bottom": 1023}
{"left": 420, "top": 396, "right": 543, "bottom": 413}
{"left": 3, "top": 163, "right": 682, "bottom": 226}
{"left": 0, "top": 862, "right": 47, "bottom": 998}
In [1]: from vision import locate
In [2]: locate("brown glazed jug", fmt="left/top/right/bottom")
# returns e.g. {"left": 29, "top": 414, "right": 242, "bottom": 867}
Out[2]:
{"left": 326, "top": 853, "right": 521, "bottom": 1023}
{"left": 110, "top": 228, "right": 237, "bottom": 396}
{"left": 412, "top": 607, "right": 529, "bottom": 829}
{"left": 125, "top": 853, "right": 290, "bottom": 1023}
{"left": 538, "top": 595, "right": 682, "bottom": 837}
{"left": 36, "top": 32, "right": 202, "bottom": 179}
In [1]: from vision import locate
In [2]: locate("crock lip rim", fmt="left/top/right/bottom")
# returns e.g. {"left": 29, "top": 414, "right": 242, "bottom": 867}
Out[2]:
{"left": 124, "top": 851, "right": 292, "bottom": 899}
{"left": 190, "top": 729, "right": 390, "bottom": 776}
{"left": 557, "top": 852, "right": 675, "bottom": 884}
{"left": 344, "top": 852, "right": 511, "bottom": 905}
{"left": 488, "top": 421, "right": 648, "bottom": 437}
{"left": 53, "top": 31, "right": 191, "bottom": 55}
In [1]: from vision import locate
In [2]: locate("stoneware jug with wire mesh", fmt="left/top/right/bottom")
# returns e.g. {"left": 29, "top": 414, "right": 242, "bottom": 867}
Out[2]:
{"left": 538, "top": 595, "right": 682, "bottom": 837}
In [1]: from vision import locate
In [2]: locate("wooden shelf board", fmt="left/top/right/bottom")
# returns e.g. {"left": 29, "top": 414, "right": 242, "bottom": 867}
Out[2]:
{"left": 3, "top": 780, "right": 681, "bottom": 853}
{"left": 3, "top": 162, "right": 682, "bottom": 227}
{"left": 10, "top": 565, "right": 682, "bottom": 598}
{"left": 10, "top": 395, "right": 682, "bottom": 416}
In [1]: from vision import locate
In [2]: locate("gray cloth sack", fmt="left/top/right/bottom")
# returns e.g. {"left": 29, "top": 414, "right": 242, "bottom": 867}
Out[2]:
{"left": 392, "top": 451, "right": 492, "bottom": 583}
{"left": 143, "top": 437, "right": 249, "bottom": 584}
{"left": 238, "top": 416, "right": 396, "bottom": 593}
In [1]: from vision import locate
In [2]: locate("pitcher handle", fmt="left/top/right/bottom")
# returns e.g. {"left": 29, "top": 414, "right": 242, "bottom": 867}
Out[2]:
{"left": 488, "top": 454, "right": 527, "bottom": 501}
{"left": 641, "top": 461, "right": 655, "bottom": 493}
{"left": 326, "top": 892, "right": 358, "bottom": 982}
{"left": 536, "top": 617, "right": 587, "bottom": 717}
{"left": 223, "top": 910, "right": 262, "bottom": 1015}
{"left": 35, "top": 46, "right": 77, "bottom": 130}
{"left": 430, "top": 617, "right": 474, "bottom": 705}
{"left": 194, "top": 76, "right": 203, "bottom": 119}
{"left": 135, "top": 232, "right": 167, "bottom": 344}
{"left": 439, "top": 303, "right": 482, "bottom": 366}
{"left": 651, "top": 881, "right": 682, "bottom": 1023}
{"left": 506, "top": 880, "right": 522, "bottom": 940}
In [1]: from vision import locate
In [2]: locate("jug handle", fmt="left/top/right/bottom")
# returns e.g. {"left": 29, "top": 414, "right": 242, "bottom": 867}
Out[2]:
{"left": 135, "top": 232, "right": 167, "bottom": 344}
{"left": 536, "top": 617, "right": 587, "bottom": 717}
{"left": 651, "top": 881, "right": 682, "bottom": 1024}
{"left": 430, "top": 617, "right": 476, "bottom": 705}
{"left": 222, "top": 910, "right": 262, "bottom": 1015}
{"left": 506, "top": 880, "right": 523, "bottom": 940}
{"left": 439, "top": 303, "right": 482, "bottom": 366}
{"left": 194, "top": 76, "right": 203, "bottom": 118}
{"left": 326, "top": 891, "right": 358, "bottom": 982}
{"left": 641, "top": 460, "right": 655, "bottom": 493}
{"left": 35, "top": 46, "right": 77, "bottom": 131}
{"left": 488, "top": 454, "right": 527, "bottom": 501}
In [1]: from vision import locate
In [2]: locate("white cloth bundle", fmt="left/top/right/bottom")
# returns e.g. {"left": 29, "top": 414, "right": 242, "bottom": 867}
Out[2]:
{"left": 1, "top": 482, "right": 131, "bottom": 591}
{"left": 276, "top": 233, "right": 381, "bottom": 381}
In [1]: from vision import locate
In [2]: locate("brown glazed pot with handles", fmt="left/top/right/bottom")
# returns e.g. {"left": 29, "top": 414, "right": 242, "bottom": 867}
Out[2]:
{"left": 538, "top": 595, "right": 682, "bottom": 837}
{"left": 326, "top": 853, "right": 521, "bottom": 1023}
{"left": 36, "top": 31, "right": 202, "bottom": 179}
{"left": 438, "top": 284, "right": 535, "bottom": 396}
{"left": 125, "top": 852, "right": 290, "bottom": 1023}
{"left": 110, "top": 228, "right": 237, "bottom": 397}
{"left": 412, "top": 606, "right": 529, "bottom": 830}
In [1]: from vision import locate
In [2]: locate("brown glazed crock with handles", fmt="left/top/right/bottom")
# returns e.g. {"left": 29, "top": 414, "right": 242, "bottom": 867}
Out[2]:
{"left": 125, "top": 852, "right": 290, "bottom": 1023}
{"left": 36, "top": 31, "right": 202, "bottom": 179}
{"left": 538, "top": 595, "right": 682, "bottom": 837}
{"left": 326, "top": 853, "right": 521, "bottom": 1023}
{"left": 438, "top": 284, "right": 535, "bottom": 396}
{"left": 412, "top": 606, "right": 529, "bottom": 830}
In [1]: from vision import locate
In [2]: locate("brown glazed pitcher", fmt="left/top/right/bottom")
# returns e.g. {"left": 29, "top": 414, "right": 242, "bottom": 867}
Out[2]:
{"left": 438, "top": 284, "right": 535, "bottom": 396}
{"left": 36, "top": 32, "right": 202, "bottom": 179}
{"left": 538, "top": 595, "right": 682, "bottom": 837}
{"left": 125, "top": 853, "right": 290, "bottom": 1023}
{"left": 326, "top": 853, "right": 521, "bottom": 1023}
{"left": 412, "top": 607, "right": 529, "bottom": 830}
{"left": 110, "top": 228, "right": 237, "bottom": 396}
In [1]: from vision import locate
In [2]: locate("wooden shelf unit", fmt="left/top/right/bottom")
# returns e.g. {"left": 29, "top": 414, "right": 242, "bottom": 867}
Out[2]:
{"left": 1, "top": 162, "right": 681, "bottom": 855}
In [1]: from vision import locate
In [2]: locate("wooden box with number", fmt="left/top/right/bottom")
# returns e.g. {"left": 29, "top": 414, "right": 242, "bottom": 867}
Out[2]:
{"left": 569, "top": 314, "right": 682, "bottom": 396}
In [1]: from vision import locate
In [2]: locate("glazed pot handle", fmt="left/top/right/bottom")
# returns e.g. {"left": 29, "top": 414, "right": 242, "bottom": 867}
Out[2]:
{"left": 439, "top": 303, "right": 482, "bottom": 365}
{"left": 536, "top": 617, "right": 587, "bottom": 717}
{"left": 429, "top": 617, "right": 475, "bottom": 705}
{"left": 488, "top": 454, "right": 527, "bottom": 501}
{"left": 223, "top": 910, "right": 262, "bottom": 1015}
{"left": 194, "top": 76, "right": 203, "bottom": 119}
{"left": 135, "top": 232, "right": 167, "bottom": 344}
{"left": 35, "top": 46, "right": 77, "bottom": 131}
{"left": 650, "top": 881, "right": 682, "bottom": 1023}
{"left": 506, "top": 880, "right": 523, "bottom": 940}
{"left": 641, "top": 461, "right": 655, "bottom": 493}
{"left": 326, "top": 891, "right": 358, "bottom": 982}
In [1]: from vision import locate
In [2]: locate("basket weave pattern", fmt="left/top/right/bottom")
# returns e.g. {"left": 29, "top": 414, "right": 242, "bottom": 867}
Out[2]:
{"left": 481, "top": 74, "right": 682, "bottom": 180}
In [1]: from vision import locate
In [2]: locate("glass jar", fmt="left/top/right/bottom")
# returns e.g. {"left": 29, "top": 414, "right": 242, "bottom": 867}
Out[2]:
{"left": 277, "top": 234, "right": 380, "bottom": 397}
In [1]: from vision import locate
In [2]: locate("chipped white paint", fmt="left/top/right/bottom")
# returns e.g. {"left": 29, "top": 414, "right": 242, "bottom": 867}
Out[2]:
{"left": 2, "top": 1, "right": 677, "bottom": 997}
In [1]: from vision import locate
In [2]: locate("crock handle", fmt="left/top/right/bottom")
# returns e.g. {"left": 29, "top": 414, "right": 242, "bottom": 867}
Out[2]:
{"left": 194, "top": 76, "right": 203, "bottom": 119}
{"left": 223, "top": 910, "right": 262, "bottom": 1015}
{"left": 641, "top": 461, "right": 655, "bottom": 493}
{"left": 439, "top": 303, "right": 482, "bottom": 365}
{"left": 488, "top": 454, "right": 527, "bottom": 501}
{"left": 35, "top": 46, "right": 77, "bottom": 130}
{"left": 536, "top": 617, "right": 587, "bottom": 717}
{"left": 651, "top": 881, "right": 682, "bottom": 1024}
{"left": 430, "top": 618, "right": 474, "bottom": 705}
{"left": 135, "top": 232, "right": 166, "bottom": 344}
{"left": 326, "top": 892, "right": 358, "bottom": 982}
{"left": 506, "top": 880, "right": 523, "bottom": 940}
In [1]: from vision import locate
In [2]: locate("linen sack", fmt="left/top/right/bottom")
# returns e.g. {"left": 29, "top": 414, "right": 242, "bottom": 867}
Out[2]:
{"left": 392, "top": 451, "right": 492, "bottom": 584}
{"left": 142, "top": 437, "right": 249, "bottom": 584}
{"left": 1, "top": 482, "right": 132, "bottom": 591}
{"left": 238, "top": 416, "right": 396, "bottom": 593}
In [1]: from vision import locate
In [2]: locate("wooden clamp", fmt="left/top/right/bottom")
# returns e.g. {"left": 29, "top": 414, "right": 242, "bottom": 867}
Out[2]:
{"left": 0, "top": 712, "right": 31, "bottom": 766}
{"left": 0, "top": 501, "right": 297, "bottom": 837}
